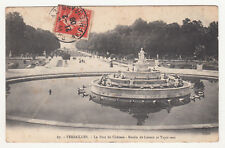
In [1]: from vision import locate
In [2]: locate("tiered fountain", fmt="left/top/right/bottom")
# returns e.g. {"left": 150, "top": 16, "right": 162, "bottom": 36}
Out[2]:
{"left": 91, "top": 48, "right": 191, "bottom": 104}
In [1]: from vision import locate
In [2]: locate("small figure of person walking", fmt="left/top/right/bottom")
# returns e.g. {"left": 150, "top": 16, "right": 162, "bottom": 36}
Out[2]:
{"left": 110, "top": 60, "right": 113, "bottom": 67}
{"left": 49, "top": 89, "right": 52, "bottom": 95}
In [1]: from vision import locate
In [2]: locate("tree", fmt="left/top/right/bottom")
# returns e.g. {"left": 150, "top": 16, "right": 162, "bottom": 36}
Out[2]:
{"left": 205, "top": 21, "right": 218, "bottom": 59}
{"left": 194, "top": 45, "right": 206, "bottom": 60}
{"left": 76, "top": 18, "right": 218, "bottom": 60}
{"left": 6, "top": 12, "right": 60, "bottom": 57}
{"left": 6, "top": 12, "right": 26, "bottom": 56}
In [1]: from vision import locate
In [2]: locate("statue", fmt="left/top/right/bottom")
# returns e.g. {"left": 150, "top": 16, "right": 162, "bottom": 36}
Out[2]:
{"left": 138, "top": 48, "right": 145, "bottom": 63}
{"left": 43, "top": 50, "right": 46, "bottom": 57}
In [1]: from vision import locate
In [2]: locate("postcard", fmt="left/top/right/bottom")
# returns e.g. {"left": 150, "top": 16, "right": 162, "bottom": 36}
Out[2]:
{"left": 5, "top": 5, "right": 218, "bottom": 142}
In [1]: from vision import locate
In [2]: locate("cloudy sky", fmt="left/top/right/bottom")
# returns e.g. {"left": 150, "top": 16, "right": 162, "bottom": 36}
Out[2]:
{"left": 7, "top": 6, "right": 218, "bottom": 33}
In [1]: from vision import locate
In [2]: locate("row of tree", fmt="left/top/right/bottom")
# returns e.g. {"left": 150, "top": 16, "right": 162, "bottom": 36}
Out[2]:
{"left": 6, "top": 12, "right": 60, "bottom": 58}
{"left": 76, "top": 18, "right": 218, "bottom": 60}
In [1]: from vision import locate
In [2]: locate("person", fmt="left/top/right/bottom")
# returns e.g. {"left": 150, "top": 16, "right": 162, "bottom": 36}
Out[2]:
{"left": 110, "top": 60, "right": 113, "bottom": 67}
{"left": 49, "top": 89, "right": 52, "bottom": 95}
{"left": 121, "top": 74, "right": 125, "bottom": 79}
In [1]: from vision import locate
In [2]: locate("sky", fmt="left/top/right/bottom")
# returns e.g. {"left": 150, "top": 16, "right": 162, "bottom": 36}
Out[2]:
{"left": 6, "top": 6, "right": 218, "bottom": 48}
{"left": 7, "top": 6, "right": 218, "bottom": 33}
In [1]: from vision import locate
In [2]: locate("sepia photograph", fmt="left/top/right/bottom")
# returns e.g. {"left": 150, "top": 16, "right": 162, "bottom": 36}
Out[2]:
{"left": 5, "top": 5, "right": 218, "bottom": 142}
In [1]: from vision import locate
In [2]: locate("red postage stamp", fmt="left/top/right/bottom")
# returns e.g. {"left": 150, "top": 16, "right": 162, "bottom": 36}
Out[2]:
{"left": 54, "top": 5, "right": 92, "bottom": 40}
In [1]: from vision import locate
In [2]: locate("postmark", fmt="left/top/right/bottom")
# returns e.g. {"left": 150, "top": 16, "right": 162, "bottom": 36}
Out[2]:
{"left": 49, "top": 6, "right": 74, "bottom": 43}
{"left": 50, "top": 5, "right": 92, "bottom": 43}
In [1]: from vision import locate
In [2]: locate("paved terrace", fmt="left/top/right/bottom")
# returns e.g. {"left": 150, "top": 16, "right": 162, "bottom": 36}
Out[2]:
{"left": 6, "top": 56, "right": 218, "bottom": 79}
{"left": 6, "top": 56, "right": 124, "bottom": 78}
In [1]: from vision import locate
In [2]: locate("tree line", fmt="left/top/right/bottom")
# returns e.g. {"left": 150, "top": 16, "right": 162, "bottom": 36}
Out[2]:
{"left": 6, "top": 12, "right": 60, "bottom": 58}
{"left": 76, "top": 18, "right": 218, "bottom": 60}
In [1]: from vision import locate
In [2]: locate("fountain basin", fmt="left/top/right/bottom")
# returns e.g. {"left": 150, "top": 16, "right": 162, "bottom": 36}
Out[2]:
{"left": 6, "top": 74, "right": 218, "bottom": 128}
{"left": 91, "top": 79, "right": 191, "bottom": 99}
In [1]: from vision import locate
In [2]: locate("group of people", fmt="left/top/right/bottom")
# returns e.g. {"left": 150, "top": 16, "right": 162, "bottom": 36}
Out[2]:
{"left": 79, "top": 58, "right": 86, "bottom": 63}
{"left": 113, "top": 72, "right": 126, "bottom": 79}
{"left": 127, "top": 66, "right": 135, "bottom": 72}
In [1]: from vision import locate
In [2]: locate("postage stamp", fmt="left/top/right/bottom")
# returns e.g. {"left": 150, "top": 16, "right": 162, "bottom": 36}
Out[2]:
{"left": 54, "top": 5, "right": 92, "bottom": 42}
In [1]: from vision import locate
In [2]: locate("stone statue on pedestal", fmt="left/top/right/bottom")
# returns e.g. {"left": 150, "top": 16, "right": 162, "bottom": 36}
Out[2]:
{"left": 138, "top": 48, "right": 145, "bottom": 63}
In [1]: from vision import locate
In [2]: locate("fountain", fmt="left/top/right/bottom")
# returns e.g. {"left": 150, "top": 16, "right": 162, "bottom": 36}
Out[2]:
{"left": 5, "top": 51, "right": 218, "bottom": 129}
{"left": 91, "top": 48, "right": 192, "bottom": 102}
